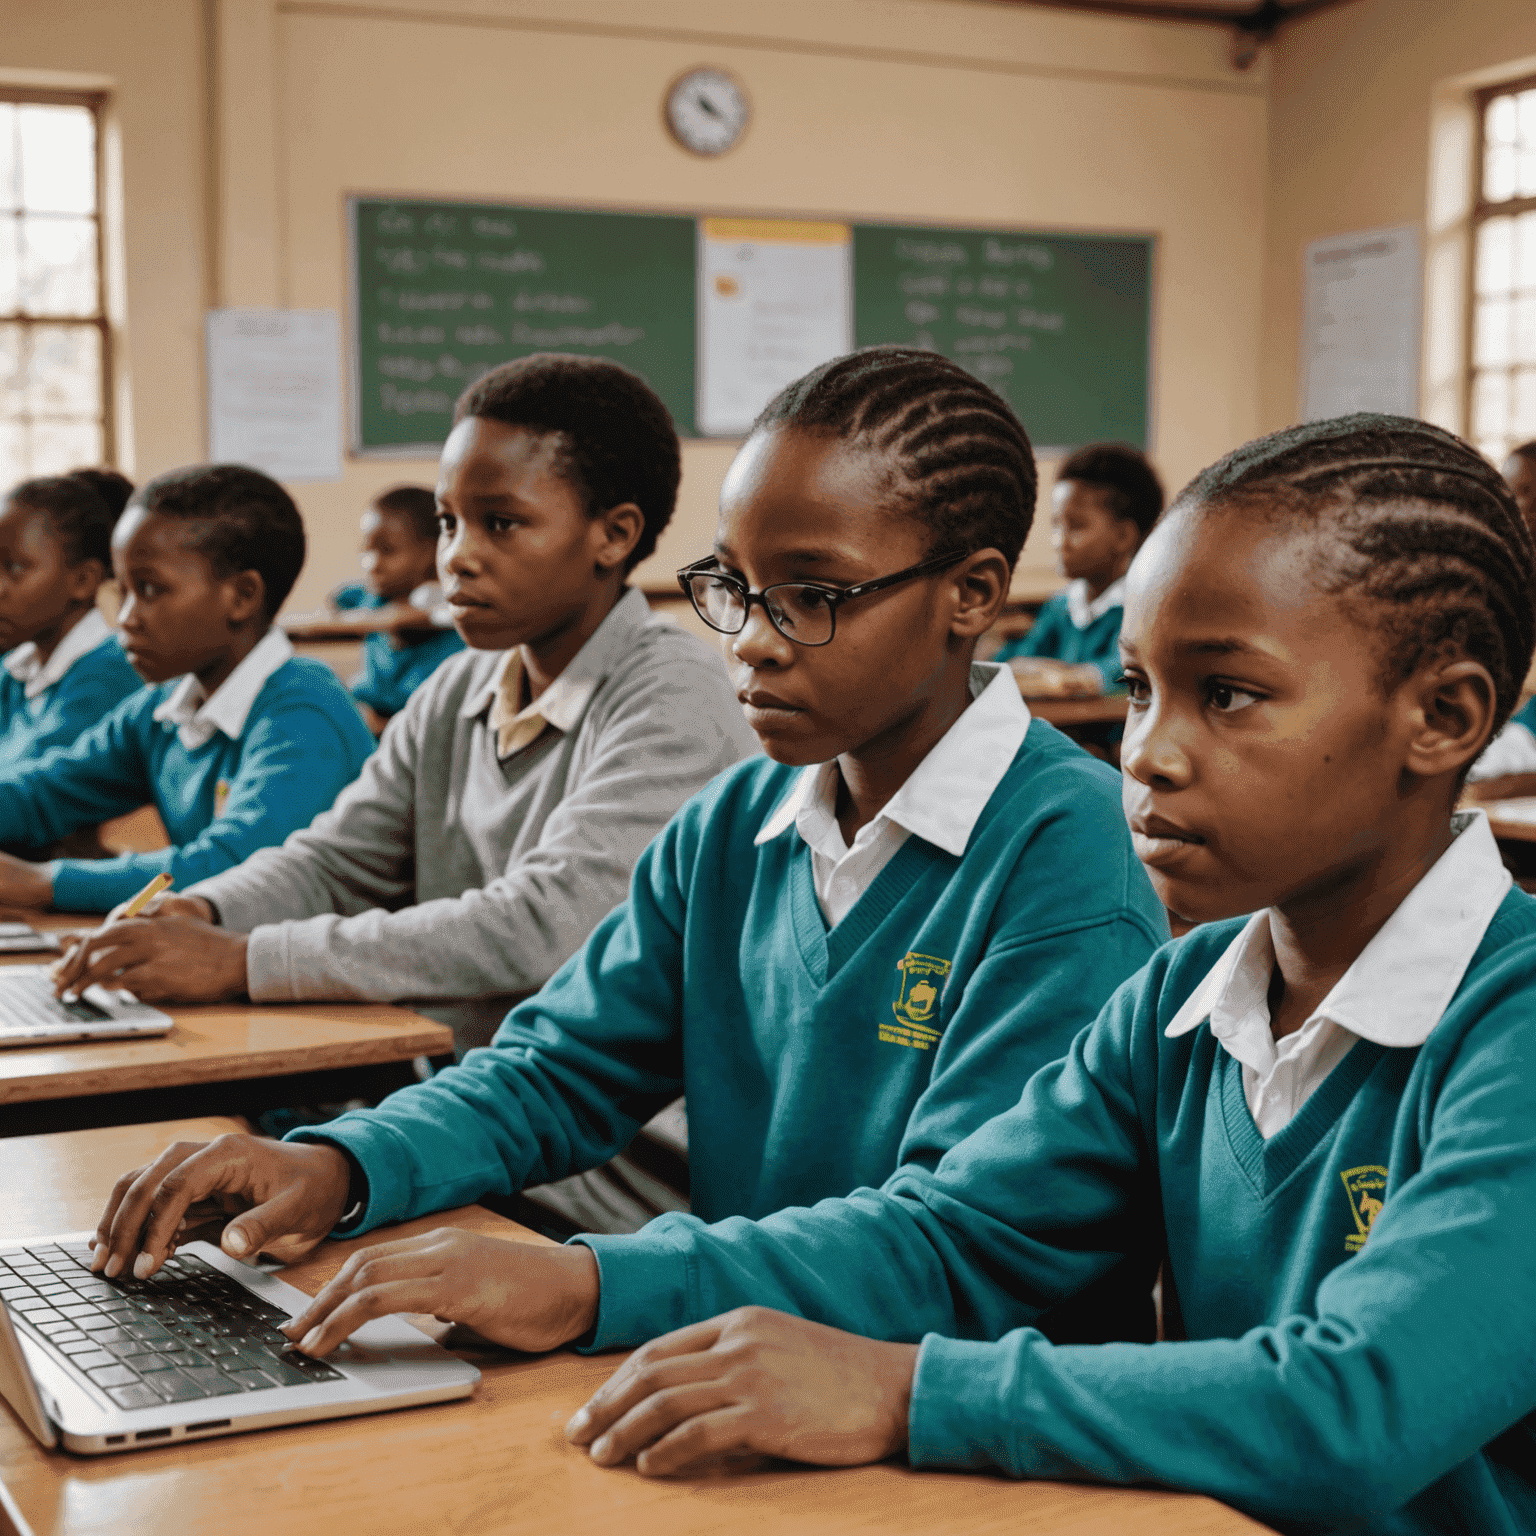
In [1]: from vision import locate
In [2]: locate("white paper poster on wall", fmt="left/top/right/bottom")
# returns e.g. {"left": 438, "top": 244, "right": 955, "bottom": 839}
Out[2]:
{"left": 1301, "top": 225, "right": 1421, "bottom": 422}
{"left": 206, "top": 308, "right": 343, "bottom": 482}
{"left": 697, "top": 218, "right": 852, "bottom": 438}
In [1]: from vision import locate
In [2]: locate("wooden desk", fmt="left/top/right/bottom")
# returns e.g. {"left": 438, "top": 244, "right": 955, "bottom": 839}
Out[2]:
{"left": 1483, "top": 796, "right": 1536, "bottom": 844}
{"left": 1025, "top": 696, "right": 1130, "bottom": 729}
{"left": 0, "top": 1124, "right": 1266, "bottom": 1536}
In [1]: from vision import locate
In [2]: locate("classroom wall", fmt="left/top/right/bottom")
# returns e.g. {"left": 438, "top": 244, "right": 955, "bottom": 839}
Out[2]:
{"left": 1261, "top": 0, "right": 1536, "bottom": 436}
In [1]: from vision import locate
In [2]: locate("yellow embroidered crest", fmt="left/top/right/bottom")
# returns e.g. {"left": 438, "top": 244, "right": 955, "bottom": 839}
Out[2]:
{"left": 881, "top": 952, "right": 952, "bottom": 1050}
{"left": 1340, "top": 1165, "right": 1387, "bottom": 1253}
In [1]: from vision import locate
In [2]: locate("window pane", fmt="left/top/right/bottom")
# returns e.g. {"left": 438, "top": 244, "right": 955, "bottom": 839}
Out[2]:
{"left": 0, "top": 217, "right": 17, "bottom": 313}
{"left": 1477, "top": 217, "right": 1514, "bottom": 294}
{"left": 0, "top": 105, "right": 17, "bottom": 213}
{"left": 1520, "top": 148, "right": 1536, "bottom": 201}
{"left": 0, "top": 320, "right": 22, "bottom": 417}
{"left": 29, "top": 417, "right": 102, "bottom": 476}
{"left": 19, "top": 215, "right": 97, "bottom": 315}
{"left": 1516, "top": 295, "right": 1536, "bottom": 361}
{"left": 1519, "top": 211, "right": 1536, "bottom": 293}
{"left": 0, "top": 419, "right": 26, "bottom": 486}
{"left": 1475, "top": 296, "right": 1513, "bottom": 366}
{"left": 1489, "top": 94, "right": 1519, "bottom": 145}
{"left": 1486, "top": 142, "right": 1518, "bottom": 203}
{"left": 1519, "top": 89, "right": 1536, "bottom": 148}
{"left": 1473, "top": 368, "right": 1511, "bottom": 439}
{"left": 1514, "top": 369, "right": 1536, "bottom": 438}
{"left": 17, "top": 104, "right": 95, "bottom": 215}
{"left": 24, "top": 323, "right": 102, "bottom": 415}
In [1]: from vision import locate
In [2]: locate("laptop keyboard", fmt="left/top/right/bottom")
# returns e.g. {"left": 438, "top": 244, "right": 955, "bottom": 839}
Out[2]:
{"left": 1, "top": 1243, "right": 344, "bottom": 1410}
{"left": 0, "top": 971, "right": 114, "bottom": 1039}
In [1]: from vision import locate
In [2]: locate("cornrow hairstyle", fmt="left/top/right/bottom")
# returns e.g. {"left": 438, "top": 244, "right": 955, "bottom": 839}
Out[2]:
{"left": 67, "top": 468, "right": 135, "bottom": 522}
{"left": 132, "top": 464, "right": 306, "bottom": 620}
{"left": 455, "top": 353, "right": 681, "bottom": 574}
{"left": 372, "top": 485, "right": 439, "bottom": 544}
{"left": 5, "top": 472, "right": 129, "bottom": 569}
{"left": 1179, "top": 413, "right": 1536, "bottom": 738}
{"left": 753, "top": 345, "right": 1037, "bottom": 570}
{"left": 1058, "top": 442, "right": 1163, "bottom": 536}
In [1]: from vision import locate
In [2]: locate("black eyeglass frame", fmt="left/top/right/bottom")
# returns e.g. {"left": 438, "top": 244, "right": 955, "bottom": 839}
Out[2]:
{"left": 676, "top": 549, "right": 970, "bottom": 647}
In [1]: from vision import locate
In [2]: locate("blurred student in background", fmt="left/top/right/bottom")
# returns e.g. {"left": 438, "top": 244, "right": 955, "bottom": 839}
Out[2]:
{"left": 326, "top": 485, "right": 464, "bottom": 733}
{"left": 0, "top": 469, "right": 140, "bottom": 775}
{"left": 997, "top": 443, "right": 1162, "bottom": 697}
{"left": 1503, "top": 440, "right": 1534, "bottom": 537}
{"left": 0, "top": 464, "right": 375, "bottom": 913}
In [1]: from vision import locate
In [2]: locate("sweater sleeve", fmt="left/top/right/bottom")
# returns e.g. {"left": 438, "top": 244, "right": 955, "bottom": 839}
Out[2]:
{"left": 50, "top": 698, "right": 371, "bottom": 912}
{"left": 286, "top": 797, "right": 703, "bottom": 1228}
{"left": 240, "top": 649, "right": 753, "bottom": 1005}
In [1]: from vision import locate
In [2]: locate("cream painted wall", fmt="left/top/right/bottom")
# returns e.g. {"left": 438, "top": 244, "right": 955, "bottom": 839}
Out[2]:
{"left": 1262, "top": 0, "right": 1536, "bottom": 437}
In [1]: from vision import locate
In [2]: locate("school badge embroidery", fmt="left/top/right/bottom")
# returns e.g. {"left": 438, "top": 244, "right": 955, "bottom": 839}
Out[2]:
{"left": 881, "top": 952, "right": 952, "bottom": 1051}
{"left": 1340, "top": 1165, "right": 1387, "bottom": 1253}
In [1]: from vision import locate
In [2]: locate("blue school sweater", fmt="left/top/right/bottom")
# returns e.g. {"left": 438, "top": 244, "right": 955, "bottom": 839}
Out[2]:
{"left": 582, "top": 895, "right": 1536, "bottom": 1536}
{"left": 0, "top": 657, "right": 376, "bottom": 911}
{"left": 294, "top": 723, "right": 1168, "bottom": 1311}
{"left": 331, "top": 583, "right": 463, "bottom": 719}
{"left": 0, "top": 633, "right": 141, "bottom": 774}
{"left": 994, "top": 592, "right": 1123, "bottom": 690}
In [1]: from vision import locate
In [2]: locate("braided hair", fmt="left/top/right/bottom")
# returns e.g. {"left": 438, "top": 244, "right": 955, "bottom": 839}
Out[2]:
{"left": 753, "top": 346, "right": 1038, "bottom": 570}
{"left": 5, "top": 469, "right": 132, "bottom": 569}
{"left": 1179, "top": 413, "right": 1536, "bottom": 735}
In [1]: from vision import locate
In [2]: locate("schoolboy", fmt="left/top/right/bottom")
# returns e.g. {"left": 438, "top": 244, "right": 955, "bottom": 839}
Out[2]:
{"left": 1503, "top": 437, "right": 1535, "bottom": 535}
{"left": 90, "top": 348, "right": 1166, "bottom": 1336}
{"left": 57, "top": 355, "right": 759, "bottom": 1088}
{"left": 0, "top": 471, "right": 141, "bottom": 776}
{"left": 997, "top": 443, "right": 1162, "bottom": 696}
{"left": 328, "top": 484, "right": 464, "bottom": 731}
{"left": 0, "top": 465, "right": 375, "bottom": 913}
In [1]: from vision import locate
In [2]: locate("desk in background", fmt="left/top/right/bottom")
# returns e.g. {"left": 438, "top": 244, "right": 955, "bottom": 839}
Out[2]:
{"left": 1024, "top": 695, "right": 1130, "bottom": 730}
{"left": 1483, "top": 796, "right": 1536, "bottom": 844}
{"left": 0, "top": 1120, "right": 1265, "bottom": 1536}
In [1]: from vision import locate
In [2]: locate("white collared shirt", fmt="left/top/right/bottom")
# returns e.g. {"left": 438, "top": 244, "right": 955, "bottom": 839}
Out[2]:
{"left": 1466, "top": 718, "right": 1536, "bottom": 780}
{"left": 1064, "top": 575, "right": 1127, "bottom": 631}
{"left": 754, "top": 662, "right": 1030, "bottom": 927}
{"left": 152, "top": 627, "right": 294, "bottom": 751}
{"left": 1164, "top": 810, "right": 1512, "bottom": 1138}
{"left": 2, "top": 608, "right": 112, "bottom": 705}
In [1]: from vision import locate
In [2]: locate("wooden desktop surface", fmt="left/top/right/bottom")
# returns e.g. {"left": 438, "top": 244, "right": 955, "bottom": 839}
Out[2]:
{"left": 1024, "top": 695, "right": 1130, "bottom": 728}
{"left": 1483, "top": 796, "right": 1536, "bottom": 844}
{"left": 0, "top": 1121, "right": 1267, "bottom": 1536}
{"left": 0, "top": 918, "right": 451, "bottom": 1106}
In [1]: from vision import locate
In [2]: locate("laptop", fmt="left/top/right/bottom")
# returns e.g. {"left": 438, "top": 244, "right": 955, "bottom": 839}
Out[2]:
{"left": 0, "top": 1232, "right": 480, "bottom": 1453}
{"left": 0, "top": 965, "right": 175, "bottom": 1049}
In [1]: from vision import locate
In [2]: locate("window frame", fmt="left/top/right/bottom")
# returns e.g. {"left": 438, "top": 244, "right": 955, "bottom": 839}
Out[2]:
{"left": 1465, "top": 72, "right": 1536, "bottom": 460}
{"left": 0, "top": 83, "right": 114, "bottom": 469}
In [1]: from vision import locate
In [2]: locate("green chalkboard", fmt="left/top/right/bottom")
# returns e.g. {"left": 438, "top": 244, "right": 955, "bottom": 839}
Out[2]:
{"left": 852, "top": 223, "right": 1153, "bottom": 451}
{"left": 350, "top": 198, "right": 697, "bottom": 450}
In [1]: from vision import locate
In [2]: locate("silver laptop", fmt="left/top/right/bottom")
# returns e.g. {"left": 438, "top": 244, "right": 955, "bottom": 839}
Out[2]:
{"left": 0, "top": 1232, "right": 480, "bottom": 1453}
{"left": 0, "top": 965, "right": 174, "bottom": 1048}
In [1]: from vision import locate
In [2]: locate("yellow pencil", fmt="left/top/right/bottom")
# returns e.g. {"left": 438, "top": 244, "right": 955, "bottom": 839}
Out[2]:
{"left": 121, "top": 871, "right": 174, "bottom": 920}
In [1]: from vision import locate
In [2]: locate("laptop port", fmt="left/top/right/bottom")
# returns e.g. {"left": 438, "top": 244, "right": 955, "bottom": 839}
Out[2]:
{"left": 105, "top": 1435, "right": 125, "bottom": 1445}
{"left": 134, "top": 1428, "right": 172, "bottom": 1441}
{"left": 186, "top": 1419, "right": 231, "bottom": 1433}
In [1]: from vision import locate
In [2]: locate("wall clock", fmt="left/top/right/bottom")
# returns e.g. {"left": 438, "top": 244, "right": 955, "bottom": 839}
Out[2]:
{"left": 665, "top": 67, "right": 750, "bottom": 157}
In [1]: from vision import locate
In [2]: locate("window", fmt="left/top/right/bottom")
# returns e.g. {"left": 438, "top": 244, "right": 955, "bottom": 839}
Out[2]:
{"left": 0, "top": 92, "right": 111, "bottom": 486}
{"left": 1470, "top": 76, "right": 1536, "bottom": 466}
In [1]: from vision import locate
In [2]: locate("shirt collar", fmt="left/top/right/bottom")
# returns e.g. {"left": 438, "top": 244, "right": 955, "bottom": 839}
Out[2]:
{"left": 2, "top": 608, "right": 112, "bottom": 699}
{"left": 152, "top": 626, "right": 293, "bottom": 750}
{"left": 460, "top": 585, "right": 651, "bottom": 725}
{"left": 1065, "top": 576, "right": 1127, "bottom": 630}
{"left": 1165, "top": 810, "right": 1513, "bottom": 1049}
{"left": 754, "top": 661, "right": 1030, "bottom": 855}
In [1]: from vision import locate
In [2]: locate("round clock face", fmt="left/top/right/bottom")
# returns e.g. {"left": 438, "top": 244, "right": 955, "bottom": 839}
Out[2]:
{"left": 665, "top": 68, "right": 750, "bottom": 157}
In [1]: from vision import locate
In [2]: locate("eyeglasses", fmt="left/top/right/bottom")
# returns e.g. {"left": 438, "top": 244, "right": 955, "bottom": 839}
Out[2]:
{"left": 676, "top": 550, "right": 968, "bottom": 648}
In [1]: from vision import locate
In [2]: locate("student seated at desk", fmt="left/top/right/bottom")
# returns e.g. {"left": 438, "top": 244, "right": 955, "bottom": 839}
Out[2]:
{"left": 996, "top": 443, "right": 1162, "bottom": 697}
{"left": 327, "top": 484, "right": 464, "bottom": 733}
{"left": 0, "top": 470, "right": 141, "bottom": 775}
{"left": 0, "top": 465, "right": 375, "bottom": 914}
{"left": 87, "top": 348, "right": 1167, "bottom": 1337}
{"left": 1503, "top": 437, "right": 1534, "bottom": 535}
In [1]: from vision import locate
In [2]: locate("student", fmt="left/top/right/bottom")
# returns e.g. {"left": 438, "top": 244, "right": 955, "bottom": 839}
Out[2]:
{"left": 0, "top": 470, "right": 141, "bottom": 776}
{"left": 0, "top": 465, "right": 375, "bottom": 913}
{"left": 87, "top": 348, "right": 1167, "bottom": 1328}
{"left": 996, "top": 443, "right": 1162, "bottom": 696}
{"left": 1503, "top": 438, "right": 1535, "bottom": 536}
{"left": 327, "top": 484, "right": 464, "bottom": 732}
{"left": 204, "top": 412, "right": 1532, "bottom": 1536}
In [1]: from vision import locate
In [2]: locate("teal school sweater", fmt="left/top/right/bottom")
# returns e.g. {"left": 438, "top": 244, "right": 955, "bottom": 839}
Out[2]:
{"left": 994, "top": 591, "right": 1124, "bottom": 691}
{"left": 294, "top": 723, "right": 1169, "bottom": 1330}
{"left": 1510, "top": 695, "right": 1536, "bottom": 736}
{"left": 0, "top": 656, "right": 376, "bottom": 911}
{"left": 582, "top": 894, "right": 1536, "bottom": 1535}
{"left": 332, "top": 582, "right": 464, "bottom": 719}
{"left": 0, "top": 633, "right": 141, "bottom": 776}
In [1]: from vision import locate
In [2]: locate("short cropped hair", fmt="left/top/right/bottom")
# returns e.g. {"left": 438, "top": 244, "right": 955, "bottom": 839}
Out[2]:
{"left": 753, "top": 346, "right": 1038, "bottom": 572}
{"left": 1180, "top": 413, "right": 1536, "bottom": 737}
{"left": 454, "top": 354, "right": 681, "bottom": 574}
{"left": 67, "top": 468, "right": 136, "bottom": 522}
{"left": 1058, "top": 443, "right": 1163, "bottom": 536}
{"left": 1510, "top": 439, "right": 1536, "bottom": 466}
{"left": 372, "top": 485, "right": 439, "bottom": 544}
{"left": 132, "top": 464, "right": 306, "bottom": 620}
{"left": 6, "top": 471, "right": 130, "bottom": 569}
